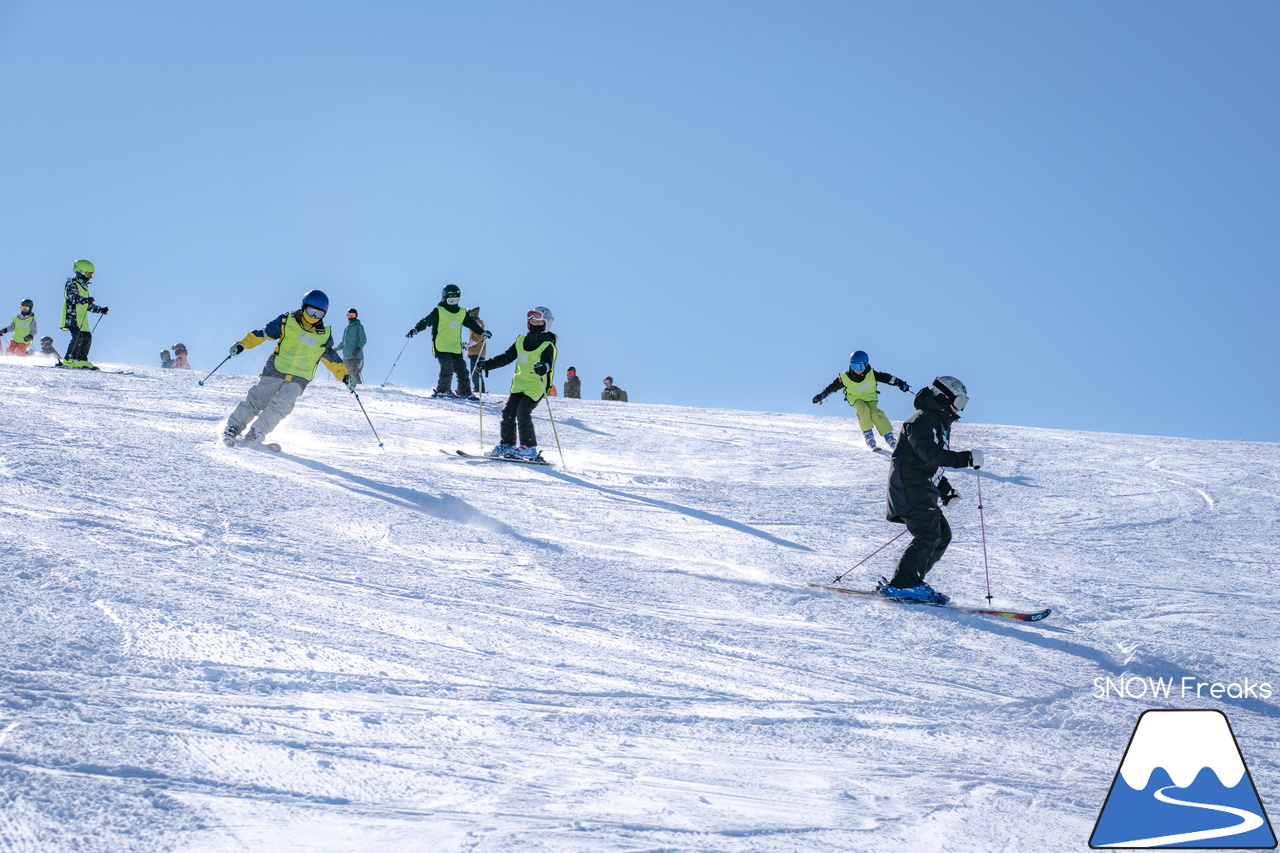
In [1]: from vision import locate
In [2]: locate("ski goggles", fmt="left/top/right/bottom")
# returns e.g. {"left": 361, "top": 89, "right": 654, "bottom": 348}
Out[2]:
{"left": 304, "top": 306, "right": 327, "bottom": 319}
{"left": 952, "top": 393, "right": 968, "bottom": 411}
{"left": 527, "top": 309, "right": 548, "bottom": 322}
{"left": 849, "top": 362, "right": 867, "bottom": 372}
{"left": 445, "top": 297, "right": 460, "bottom": 305}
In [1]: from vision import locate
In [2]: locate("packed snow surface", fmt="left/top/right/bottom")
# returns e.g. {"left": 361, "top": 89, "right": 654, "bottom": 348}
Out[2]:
{"left": 1, "top": 359, "right": 1276, "bottom": 852}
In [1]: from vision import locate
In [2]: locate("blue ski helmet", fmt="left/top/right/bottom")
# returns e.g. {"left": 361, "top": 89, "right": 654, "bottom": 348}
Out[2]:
{"left": 849, "top": 350, "right": 870, "bottom": 371}
{"left": 301, "top": 289, "right": 329, "bottom": 313}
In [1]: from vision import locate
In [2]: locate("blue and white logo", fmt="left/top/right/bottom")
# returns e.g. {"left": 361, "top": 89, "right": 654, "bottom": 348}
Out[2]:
{"left": 1091, "top": 710, "right": 1276, "bottom": 849}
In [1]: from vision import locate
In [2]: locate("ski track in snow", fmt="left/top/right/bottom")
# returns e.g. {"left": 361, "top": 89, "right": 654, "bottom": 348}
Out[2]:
{"left": 0, "top": 359, "right": 1277, "bottom": 852}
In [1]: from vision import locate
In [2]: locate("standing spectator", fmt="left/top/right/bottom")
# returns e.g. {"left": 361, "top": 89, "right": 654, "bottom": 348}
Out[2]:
{"left": 2, "top": 299, "right": 38, "bottom": 356}
{"left": 170, "top": 343, "right": 191, "bottom": 369}
{"left": 407, "top": 284, "right": 489, "bottom": 400}
{"left": 336, "top": 308, "right": 367, "bottom": 384}
{"left": 465, "top": 306, "right": 487, "bottom": 393}
{"left": 601, "top": 376, "right": 628, "bottom": 401}
{"left": 60, "top": 259, "right": 109, "bottom": 370}
{"left": 563, "top": 366, "right": 581, "bottom": 398}
{"left": 160, "top": 349, "right": 173, "bottom": 368}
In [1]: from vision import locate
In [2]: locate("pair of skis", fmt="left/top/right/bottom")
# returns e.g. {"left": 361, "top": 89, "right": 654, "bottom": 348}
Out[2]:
{"left": 807, "top": 582, "right": 1051, "bottom": 622}
{"left": 442, "top": 449, "right": 551, "bottom": 466}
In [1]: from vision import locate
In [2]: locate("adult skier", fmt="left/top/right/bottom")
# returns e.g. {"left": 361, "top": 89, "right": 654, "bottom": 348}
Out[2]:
{"left": 480, "top": 306, "right": 557, "bottom": 461}
{"left": 812, "top": 350, "right": 911, "bottom": 450}
{"left": 464, "top": 306, "right": 487, "bottom": 393}
{"left": 877, "top": 376, "right": 984, "bottom": 604}
{"left": 336, "top": 308, "right": 367, "bottom": 384}
{"left": 2, "top": 300, "right": 38, "bottom": 356}
{"left": 60, "top": 260, "right": 109, "bottom": 369}
{"left": 406, "top": 284, "right": 489, "bottom": 400}
{"left": 563, "top": 366, "right": 581, "bottom": 398}
{"left": 221, "top": 289, "right": 355, "bottom": 449}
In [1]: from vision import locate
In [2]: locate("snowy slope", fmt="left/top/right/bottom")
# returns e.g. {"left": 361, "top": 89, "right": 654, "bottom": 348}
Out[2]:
{"left": 0, "top": 358, "right": 1276, "bottom": 852}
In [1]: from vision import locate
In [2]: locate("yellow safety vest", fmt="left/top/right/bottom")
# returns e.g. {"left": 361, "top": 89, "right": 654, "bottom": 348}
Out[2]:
{"left": 839, "top": 370, "right": 878, "bottom": 405}
{"left": 62, "top": 280, "right": 90, "bottom": 331}
{"left": 273, "top": 314, "right": 331, "bottom": 381}
{"left": 433, "top": 305, "right": 467, "bottom": 354}
{"left": 511, "top": 336, "right": 554, "bottom": 401}
{"left": 11, "top": 314, "right": 35, "bottom": 342}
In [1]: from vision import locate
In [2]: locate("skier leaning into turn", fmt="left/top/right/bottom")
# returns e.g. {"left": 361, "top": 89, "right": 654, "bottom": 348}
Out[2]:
{"left": 480, "top": 306, "right": 557, "bottom": 462}
{"left": 813, "top": 350, "right": 911, "bottom": 451}
{"left": 221, "top": 289, "right": 355, "bottom": 449}
{"left": 407, "top": 284, "right": 489, "bottom": 400}
{"left": 877, "top": 376, "right": 984, "bottom": 605}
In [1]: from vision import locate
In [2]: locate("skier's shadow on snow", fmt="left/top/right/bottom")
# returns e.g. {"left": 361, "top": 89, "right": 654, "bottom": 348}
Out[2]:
{"left": 284, "top": 456, "right": 553, "bottom": 548}
{"left": 545, "top": 470, "right": 813, "bottom": 552}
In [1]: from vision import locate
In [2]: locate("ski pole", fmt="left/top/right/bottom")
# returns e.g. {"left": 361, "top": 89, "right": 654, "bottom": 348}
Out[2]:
{"left": 198, "top": 355, "right": 232, "bottom": 386}
{"left": 91, "top": 314, "right": 105, "bottom": 333}
{"left": 477, "top": 388, "right": 484, "bottom": 449}
{"left": 351, "top": 388, "right": 384, "bottom": 448}
{"left": 381, "top": 339, "right": 410, "bottom": 387}
{"left": 976, "top": 468, "right": 993, "bottom": 603}
{"left": 833, "top": 530, "right": 907, "bottom": 583}
{"left": 543, "top": 385, "right": 567, "bottom": 469}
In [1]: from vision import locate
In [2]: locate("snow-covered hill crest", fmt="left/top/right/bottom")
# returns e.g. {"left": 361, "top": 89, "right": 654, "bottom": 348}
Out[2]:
{"left": 1, "top": 359, "right": 1276, "bottom": 852}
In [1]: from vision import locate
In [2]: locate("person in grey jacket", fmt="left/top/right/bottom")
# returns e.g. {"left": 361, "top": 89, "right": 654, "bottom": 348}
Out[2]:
{"left": 336, "top": 308, "right": 367, "bottom": 384}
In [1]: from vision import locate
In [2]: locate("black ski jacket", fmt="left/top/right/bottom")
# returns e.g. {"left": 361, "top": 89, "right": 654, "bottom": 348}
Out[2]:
{"left": 482, "top": 330, "right": 558, "bottom": 373}
{"left": 886, "top": 388, "right": 973, "bottom": 523}
{"left": 816, "top": 368, "right": 906, "bottom": 402}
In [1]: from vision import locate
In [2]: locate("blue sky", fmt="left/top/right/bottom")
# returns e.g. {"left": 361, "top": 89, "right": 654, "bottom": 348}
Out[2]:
{"left": 2, "top": 1, "right": 1276, "bottom": 441}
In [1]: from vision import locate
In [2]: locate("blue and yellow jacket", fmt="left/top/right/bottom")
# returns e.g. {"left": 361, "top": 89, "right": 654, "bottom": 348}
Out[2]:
{"left": 237, "top": 311, "right": 348, "bottom": 388}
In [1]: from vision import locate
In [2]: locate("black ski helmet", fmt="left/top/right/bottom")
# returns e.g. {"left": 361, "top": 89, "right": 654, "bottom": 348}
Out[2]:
{"left": 20, "top": 299, "right": 33, "bottom": 312}
{"left": 173, "top": 343, "right": 188, "bottom": 354}
{"left": 931, "top": 376, "right": 969, "bottom": 411}
{"left": 442, "top": 284, "right": 461, "bottom": 304}
{"left": 301, "top": 289, "right": 329, "bottom": 313}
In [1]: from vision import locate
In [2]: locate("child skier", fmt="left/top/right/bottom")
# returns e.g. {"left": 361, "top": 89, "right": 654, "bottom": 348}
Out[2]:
{"left": 2, "top": 300, "right": 38, "bottom": 356}
{"left": 38, "top": 336, "right": 58, "bottom": 358}
{"left": 406, "top": 284, "right": 489, "bottom": 400}
{"left": 877, "top": 376, "right": 984, "bottom": 604}
{"left": 221, "top": 289, "right": 355, "bottom": 449}
{"left": 160, "top": 350, "right": 172, "bottom": 368}
{"left": 170, "top": 343, "right": 191, "bottom": 369}
{"left": 480, "top": 306, "right": 557, "bottom": 461}
{"left": 60, "top": 260, "right": 109, "bottom": 369}
{"left": 812, "top": 350, "right": 912, "bottom": 450}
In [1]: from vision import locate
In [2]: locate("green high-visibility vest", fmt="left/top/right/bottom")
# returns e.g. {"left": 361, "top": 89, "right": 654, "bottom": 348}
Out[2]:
{"left": 273, "top": 313, "right": 331, "bottom": 381}
{"left": 433, "top": 305, "right": 467, "bottom": 354}
{"left": 839, "top": 370, "right": 878, "bottom": 405}
{"left": 11, "top": 314, "right": 35, "bottom": 342}
{"left": 62, "top": 280, "right": 90, "bottom": 331}
{"left": 510, "top": 336, "right": 554, "bottom": 401}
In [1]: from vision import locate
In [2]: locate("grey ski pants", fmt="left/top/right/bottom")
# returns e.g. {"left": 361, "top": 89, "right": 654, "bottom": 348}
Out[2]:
{"left": 343, "top": 357, "right": 364, "bottom": 384}
{"left": 227, "top": 376, "right": 304, "bottom": 438}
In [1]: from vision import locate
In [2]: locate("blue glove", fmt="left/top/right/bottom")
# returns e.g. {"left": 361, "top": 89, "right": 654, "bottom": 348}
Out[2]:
{"left": 230, "top": 343, "right": 244, "bottom": 356}
{"left": 898, "top": 380, "right": 911, "bottom": 392}
{"left": 344, "top": 374, "right": 357, "bottom": 391}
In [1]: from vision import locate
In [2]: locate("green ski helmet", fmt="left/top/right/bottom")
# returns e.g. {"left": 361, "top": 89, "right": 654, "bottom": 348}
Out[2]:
{"left": 73, "top": 259, "right": 95, "bottom": 276}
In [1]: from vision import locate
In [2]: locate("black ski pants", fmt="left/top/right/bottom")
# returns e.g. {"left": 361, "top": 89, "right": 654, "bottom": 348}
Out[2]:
{"left": 65, "top": 327, "right": 93, "bottom": 362}
{"left": 436, "top": 352, "right": 471, "bottom": 395}
{"left": 500, "top": 392, "right": 541, "bottom": 447}
{"left": 887, "top": 504, "right": 952, "bottom": 589}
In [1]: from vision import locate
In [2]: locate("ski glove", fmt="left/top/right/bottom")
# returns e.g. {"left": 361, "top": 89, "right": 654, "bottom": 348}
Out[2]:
{"left": 533, "top": 362, "right": 550, "bottom": 376}
{"left": 969, "top": 449, "right": 984, "bottom": 470}
{"left": 406, "top": 328, "right": 417, "bottom": 338}
{"left": 898, "top": 380, "right": 911, "bottom": 392}
{"left": 230, "top": 343, "right": 244, "bottom": 356}
{"left": 812, "top": 394, "right": 824, "bottom": 404}
{"left": 482, "top": 329, "right": 492, "bottom": 339}
{"left": 99, "top": 307, "right": 109, "bottom": 315}
{"left": 344, "top": 374, "right": 358, "bottom": 391}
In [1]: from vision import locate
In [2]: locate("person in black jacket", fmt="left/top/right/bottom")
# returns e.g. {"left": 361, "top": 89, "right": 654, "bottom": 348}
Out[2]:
{"left": 480, "top": 306, "right": 557, "bottom": 461}
{"left": 878, "top": 376, "right": 984, "bottom": 604}
{"left": 812, "top": 349, "right": 911, "bottom": 450}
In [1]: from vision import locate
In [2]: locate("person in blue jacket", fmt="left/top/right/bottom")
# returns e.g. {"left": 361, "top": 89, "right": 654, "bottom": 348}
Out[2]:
{"left": 336, "top": 307, "right": 367, "bottom": 385}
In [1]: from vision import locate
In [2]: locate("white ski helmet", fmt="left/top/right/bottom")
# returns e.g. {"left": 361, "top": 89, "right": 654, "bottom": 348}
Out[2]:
{"left": 527, "top": 306, "right": 554, "bottom": 330}
{"left": 931, "top": 376, "right": 969, "bottom": 411}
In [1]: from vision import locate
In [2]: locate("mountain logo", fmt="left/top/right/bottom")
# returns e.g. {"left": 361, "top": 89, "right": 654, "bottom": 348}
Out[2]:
{"left": 1091, "top": 710, "right": 1276, "bottom": 849}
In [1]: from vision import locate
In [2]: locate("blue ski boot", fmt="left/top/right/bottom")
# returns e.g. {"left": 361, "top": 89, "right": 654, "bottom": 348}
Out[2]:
{"left": 876, "top": 580, "right": 949, "bottom": 605}
{"left": 884, "top": 432, "right": 897, "bottom": 450}
{"left": 863, "top": 429, "right": 877, "bottom": 450}
{"left": 487, "top": 444, "right": 516, "bottom": 458}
